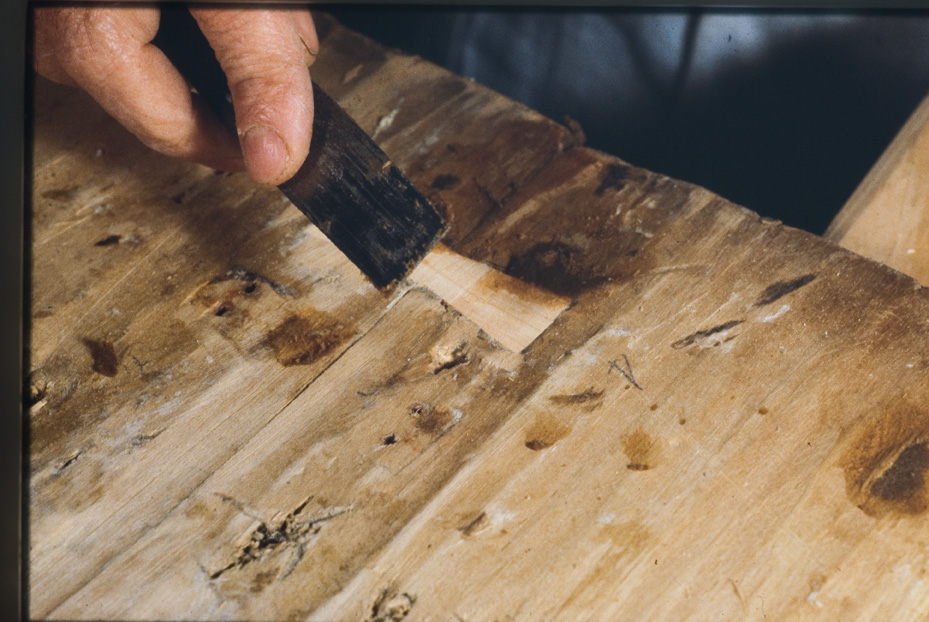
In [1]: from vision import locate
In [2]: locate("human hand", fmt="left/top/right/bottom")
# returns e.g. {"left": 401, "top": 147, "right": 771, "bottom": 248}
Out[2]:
{"left": 33, "top": 5, "right": 318, "bottom": 185}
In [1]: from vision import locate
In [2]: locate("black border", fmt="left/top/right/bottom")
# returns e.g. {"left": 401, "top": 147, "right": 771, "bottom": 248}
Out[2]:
{"left": 6, "top": 0, "right": 24, "bottom": 619}
{"left": 16, "top": 1, "right": 929, "bottom": 621}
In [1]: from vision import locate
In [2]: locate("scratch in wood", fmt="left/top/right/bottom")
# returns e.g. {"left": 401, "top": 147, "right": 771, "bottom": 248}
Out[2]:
{"left": 729, "top": 578, "right": 745, "bottom": 611}
{"left": 608, "top": 355, "right": 643, "bottom": 390}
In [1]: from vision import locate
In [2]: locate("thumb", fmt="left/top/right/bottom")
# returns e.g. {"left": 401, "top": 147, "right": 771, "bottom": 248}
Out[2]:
{"left": 190, "top": 7, "right": 315, "bottom": 185}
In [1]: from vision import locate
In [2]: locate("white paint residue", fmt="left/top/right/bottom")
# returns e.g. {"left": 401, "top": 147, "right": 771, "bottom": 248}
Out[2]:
{"left": 486, "top": 506, "right": 515, "bottom": 530}
{"left": 605, "top": 327, "right": 633, "bottom": 337}
{"left": 597, "top": 513, "right": 617, "bottom": 524}
{"left": 761, "top": 304, "right": 790, "bottom": 323}
{"left": 806, "top": 590, "right": 824, "bottom": 608}
{"left": 372, "top": 105, "right": 401, "bottom": 138}
{"left": 908, "top": 248, "right": 917, "bottom": 255}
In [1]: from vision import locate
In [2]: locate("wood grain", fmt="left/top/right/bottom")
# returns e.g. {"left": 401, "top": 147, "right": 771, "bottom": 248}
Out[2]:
{"left": 408, "top": 243, "right": 572, "bottom": 352}
{"left": 29, "top": 13, "right": 929, "bottom": 621}
{"left": 826, "top": 91, "right": 929, "bottom": 284}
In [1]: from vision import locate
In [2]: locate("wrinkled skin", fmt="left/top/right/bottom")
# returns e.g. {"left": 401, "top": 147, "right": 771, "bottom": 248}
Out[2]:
{"left": 33, "top": 5, "right": 318, "bottom": 185}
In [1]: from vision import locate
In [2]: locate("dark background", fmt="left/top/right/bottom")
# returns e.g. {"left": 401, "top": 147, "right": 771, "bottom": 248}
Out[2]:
{"left": 327, "top": 6, "right": 929, "bottom": 235}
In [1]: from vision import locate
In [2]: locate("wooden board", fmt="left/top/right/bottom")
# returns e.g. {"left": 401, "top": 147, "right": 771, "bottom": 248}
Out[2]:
{"left": 826, "top": 91, "right": 929, "bottom": 284}
{"left": 29, "top": 14, "right": 929, "bottom": 621}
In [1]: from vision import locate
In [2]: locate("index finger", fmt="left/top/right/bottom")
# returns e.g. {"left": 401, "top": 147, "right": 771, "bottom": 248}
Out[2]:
{"left": 191, "top": 6, "right": 316, "bottom": 185}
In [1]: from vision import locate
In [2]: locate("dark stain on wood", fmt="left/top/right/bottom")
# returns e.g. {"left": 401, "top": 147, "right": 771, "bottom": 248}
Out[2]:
{"left": 548, "top": 388, "right": 604, "bottom": 412}
{"left": 42, "top": 186, "right": 78, "bottom": 201}
{"left": 430, "top": 174, "right": 460, "bottom": 191}
{"left": 622, "top": 429, "right": 655, "bottom": 471}
{"left": 841, "top": 401, "right": 929, "bottom": 518}
{"left": 408, "top": 401, "right": 454, "bottom": 436}
{"left": 870, "top": 442, "right": 929, "bottom": 504}
{"left": 506, "top": 241, "right": 607, "bottom": 298}
{"left": 264, "top": 312, "right": 355, "bottom": 367}
{"left": 94, "top": 234, "right": 121, "bottom": 247}
{"left": 250, "top": 569, "right": 278, "bottom": 594}
{"left": 479, "top": 266, "right": 570, "bottom": 309}
{"left": 548, "top": 388, "right": 604, "bottom": 405}
{"left": 595, "top": 163, "right": 630, "bottom": 196}
{"left": 671, "top": 320, "right": 744, "bottom": 349}
{"left": 524, "top": 412, "right": 572, "bottom": 451}
{"left": 755, "top": 274, "right": 817, "bottom": 307}
{"left": 83, "top": 339, "right": 118, "bottom": 377}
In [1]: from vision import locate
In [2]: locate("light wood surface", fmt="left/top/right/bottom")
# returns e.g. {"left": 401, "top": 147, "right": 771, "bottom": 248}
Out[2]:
{"left": 825, "top": 91, "right": 929, "bottom": 284}
{"left": 409, "top": 243, "right": 573, "bottom": 353}
{"left": 30, "top": 14, "right": 929, "bottom": 621}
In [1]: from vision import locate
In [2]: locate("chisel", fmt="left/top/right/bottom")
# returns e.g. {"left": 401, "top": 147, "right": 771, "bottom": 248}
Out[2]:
{"left": 154, "top": 5, "right": 570, "bottom": 351}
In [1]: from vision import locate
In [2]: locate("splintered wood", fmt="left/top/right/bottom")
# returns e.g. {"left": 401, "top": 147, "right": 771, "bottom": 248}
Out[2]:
{"left": 30, "top": 13, "right": 929, "bottom": 622}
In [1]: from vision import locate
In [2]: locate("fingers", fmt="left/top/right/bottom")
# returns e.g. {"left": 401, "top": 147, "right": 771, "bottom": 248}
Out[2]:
{"left": 31, "top": 5, "right": 319, "bottom": 182}
{"left": 32, "top": 6, "right": 245, "bottom": 172}
{"left": 32, "top": 6, "right": 246, "bottom": 172}
{"left": 191, "top": 6, "right": 316, "bottom": 185}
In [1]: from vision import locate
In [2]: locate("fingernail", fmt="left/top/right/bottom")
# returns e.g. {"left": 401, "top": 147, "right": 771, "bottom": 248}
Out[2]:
{"left": 241, "top": 125, "right": 290, "bottom": 184}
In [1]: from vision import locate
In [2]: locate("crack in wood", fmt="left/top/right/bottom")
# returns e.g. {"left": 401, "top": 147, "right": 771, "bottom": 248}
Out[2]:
{"left": 548, "top": 388, "right": 605, "bottom": 405}
{"left": 209, "top": 495, "right": 352, "bottom": 582}
{"left": 755, "top": 274, "right": 817, "bottom": 307}
{"left": 671, "top": 320, "right": 744, "bottom": 350}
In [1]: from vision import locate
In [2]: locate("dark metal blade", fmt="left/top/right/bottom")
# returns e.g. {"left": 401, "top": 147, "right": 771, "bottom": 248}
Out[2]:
{"left": 280, "top": 86, "right": 446, "bottom": 288}
{"left": 154, "top": 5, "right": 446, "bottom": 289}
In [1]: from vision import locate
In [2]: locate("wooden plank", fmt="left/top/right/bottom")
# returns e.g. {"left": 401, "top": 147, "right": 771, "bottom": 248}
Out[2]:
{"left": 30, "top": 13, "right": 929, "bottom": 621}
{"left": 825, "top": 90, "right": 929, "bottom": 284}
